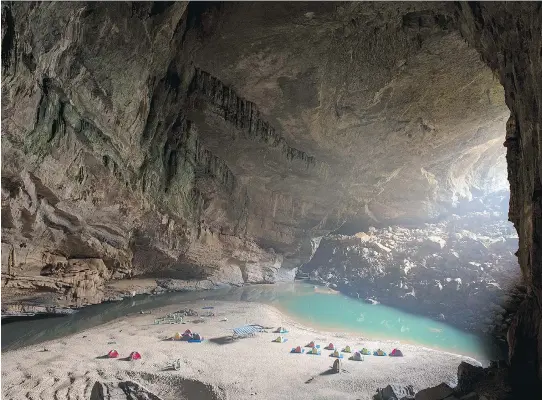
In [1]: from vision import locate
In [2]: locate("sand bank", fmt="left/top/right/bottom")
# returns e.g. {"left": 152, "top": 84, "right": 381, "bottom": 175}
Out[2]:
{"left": 1, "top": 300, "right": 479, "bottom": 399}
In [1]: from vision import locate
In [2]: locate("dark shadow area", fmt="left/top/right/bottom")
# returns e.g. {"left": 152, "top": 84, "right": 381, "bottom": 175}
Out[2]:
{"left": 208, "top": 336, "right": 235, "bottom": 345}
{"left": 1, "top": 313, "right": 66, "bottom": 325}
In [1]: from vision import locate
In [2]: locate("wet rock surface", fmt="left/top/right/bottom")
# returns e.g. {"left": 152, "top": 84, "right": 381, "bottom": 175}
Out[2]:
{"left": 302, "top": 192, "right": 522, "bottom": 337}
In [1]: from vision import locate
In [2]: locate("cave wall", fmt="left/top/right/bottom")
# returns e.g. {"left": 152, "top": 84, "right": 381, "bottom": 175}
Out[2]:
{"left": 2, "top": 1, "right": 510, "bottom": 308}
{"left": 456, "top": 1, "right": 542, "bottom": 391}
{"left": 1, "top": 4, "right": 534, "bottom": 380}
{"left": 1, "top": 0, "right": 541, "bottom": 390}
{"left": 0, "top": 2, "right": 291, "bottom": 307}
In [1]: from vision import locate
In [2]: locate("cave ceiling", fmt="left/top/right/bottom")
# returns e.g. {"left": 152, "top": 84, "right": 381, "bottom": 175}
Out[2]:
{"left": 1, "top": 1, "right": 509, "bottom": 284}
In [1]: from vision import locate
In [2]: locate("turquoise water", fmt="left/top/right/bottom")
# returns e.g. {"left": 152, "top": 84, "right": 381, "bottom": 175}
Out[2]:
{"left": 2, "top": 283, "right": 499, "bottom": 361}
{"left": 266, "top": 284, "right": 494, "bottom": 360}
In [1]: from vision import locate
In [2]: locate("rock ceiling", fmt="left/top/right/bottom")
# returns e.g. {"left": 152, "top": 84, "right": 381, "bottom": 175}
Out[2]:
{"left": 1, "top": 2, "right": 509, "bottom": 289}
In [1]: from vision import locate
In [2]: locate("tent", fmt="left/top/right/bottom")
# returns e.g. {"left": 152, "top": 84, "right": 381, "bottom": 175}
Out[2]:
{"left": 275, "top": 327, "right": 289, "bottom": 334}
{"left": 307, "top": 341, "right": 316, "bottom": 348}
{"left": 308, "top": 347, "right": 321, "bottom": 355}
{"left": 360, "top": 348, "right": 371, "bottom": 355}
{"left": 390, "top": 348, "right": 404, "bottom": 357}
{"left": 342, "top": 345, "right": 352, "bottom": 353}
{"left": 350, "top": 351, "right": 364, "bottom": 361}
{"left": 291, "top": 346, "right": 304, "bottom": 354}
{"left": 108, "top": 349, "right": 119, "bottom": 358}
{"left": 129, "top": 351, "right": 141, "bottom": 360}
{"left": 173, "top": 332, "right": 182, "bottom": 341}
{"left": 273, "top": 336, "right": 288, "bottom": 343}
{"left": 373, "top": 349, "right": 387, "bottom": 356}
{"left": 183, "top": 329, "right": 192, "bottom": 336}
{"left": 325, "top": 343, "right": 335, "bottom": 350}
{"left": 188, "top": 333, "right": 204, "bottom": 343}
{"left": 331, "top": 349, "right": 344, "bottom": 359}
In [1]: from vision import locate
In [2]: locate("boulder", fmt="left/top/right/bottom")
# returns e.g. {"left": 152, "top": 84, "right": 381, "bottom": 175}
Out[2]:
{"left": 424, "top": 236, "right": 447, "bottom": 250}
{"left": 456, "top": 362, "right": 485, "bottom": 395}
{"left": 377, "top": 384, "right": 415, "bottom": 400}
{"left": 414, "top": 383, "right": 454, "bottom": 400}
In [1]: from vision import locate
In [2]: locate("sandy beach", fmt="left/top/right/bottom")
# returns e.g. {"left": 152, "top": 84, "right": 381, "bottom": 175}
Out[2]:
{"left": 1, "top": 300, "right": 480, "bottom": 400}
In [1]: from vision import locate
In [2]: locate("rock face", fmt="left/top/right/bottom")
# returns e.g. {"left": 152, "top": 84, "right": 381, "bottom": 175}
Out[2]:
{"left": 1, "top": 2, "right": 508, "bottom": 304}
{"left": 1, "top": 1, "right": 541, "bottom": 392}
{"left": 455, "top": 3, "right": 542, "bottom": 393}
{"left": 302, "top": 192, "right": 522, "bottom": 338}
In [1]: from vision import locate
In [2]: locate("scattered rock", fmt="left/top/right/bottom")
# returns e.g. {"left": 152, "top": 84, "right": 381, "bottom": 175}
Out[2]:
{"left": 456, "top": 362, "right": 485, "bottom": 395}
{"left": 414, "top": 383, "right": 454, "bottom": 400}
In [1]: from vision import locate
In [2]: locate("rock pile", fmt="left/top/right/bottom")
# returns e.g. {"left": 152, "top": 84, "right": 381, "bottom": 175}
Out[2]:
{"left": 374, "top": 361, "right": 511, "bottom": 400}
{"left": 302, "top": 192, "right": 522, "bottom": 337}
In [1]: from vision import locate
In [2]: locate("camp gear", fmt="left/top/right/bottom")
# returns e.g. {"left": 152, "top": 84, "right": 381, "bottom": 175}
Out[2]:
{"left": 188, "top": 333, "right": 204, "bottom": 343}
{"left": 331, "top": 349, "right": 344, "bottom": 358}
{"left": 373, "top": 349, "right": 387, "bottom": 356}
{"left": 232, "top": 325, "right": 264, "bottom": 339}
{"left": 390, "top": 348, "right": 404, "bottom": 357}
{"left": 350, "top": 351, "right": 364, "bottom": 361}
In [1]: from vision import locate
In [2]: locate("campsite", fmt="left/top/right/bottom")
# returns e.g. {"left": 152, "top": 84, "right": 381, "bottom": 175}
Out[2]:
{"left": 1, "top": 300, "right": 479, "bottom": 399}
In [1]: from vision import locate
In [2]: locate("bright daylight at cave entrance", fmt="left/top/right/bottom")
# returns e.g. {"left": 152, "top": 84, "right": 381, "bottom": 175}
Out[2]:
{"left": 1, "top": 2, "right": 541, "bottom": 400}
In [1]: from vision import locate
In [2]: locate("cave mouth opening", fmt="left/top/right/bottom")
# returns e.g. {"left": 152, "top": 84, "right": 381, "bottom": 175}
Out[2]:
{"left": 298, "top": 40, "right": 521, "bottom": 362}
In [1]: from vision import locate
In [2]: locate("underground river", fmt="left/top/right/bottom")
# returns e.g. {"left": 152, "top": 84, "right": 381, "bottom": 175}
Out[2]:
{"left": 1, "top": 282, "right": 502, "bottom": 361}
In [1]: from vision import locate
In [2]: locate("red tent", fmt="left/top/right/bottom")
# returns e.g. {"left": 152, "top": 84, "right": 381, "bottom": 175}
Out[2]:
{"left": 183, "top": 329, "right": 192, "bottom": 335}
{"left": 327, "top": 343, "right": 335, "bottom": 350}
{"left": 130, "top": 351, "right": 141, "bottom": 360}
{"left": 108, "top": 350, "right": 119, "bottom": 358}
{"left": 390, "top": 348, "right": 404, "bottom": 357}
{"left": 294, "top": 346, "right": 302, "bottom": 353}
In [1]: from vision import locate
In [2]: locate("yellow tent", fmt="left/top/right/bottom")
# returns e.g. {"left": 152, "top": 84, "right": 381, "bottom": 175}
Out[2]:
{"left": 173, "top": 332, "right": 182, "bottom": 341}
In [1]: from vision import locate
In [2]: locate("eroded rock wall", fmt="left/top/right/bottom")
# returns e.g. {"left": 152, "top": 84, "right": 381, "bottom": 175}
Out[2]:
{"left": 0, "top": 2, "right": 291, "bottom": 308}
{"left": 456, "top": 2, "right": 542, "bottom": 392}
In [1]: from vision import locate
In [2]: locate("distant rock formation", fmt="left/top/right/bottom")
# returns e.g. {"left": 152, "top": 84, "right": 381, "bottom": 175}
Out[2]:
{"left": 302, "top": 192, "right": 521, "bottom": 337}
